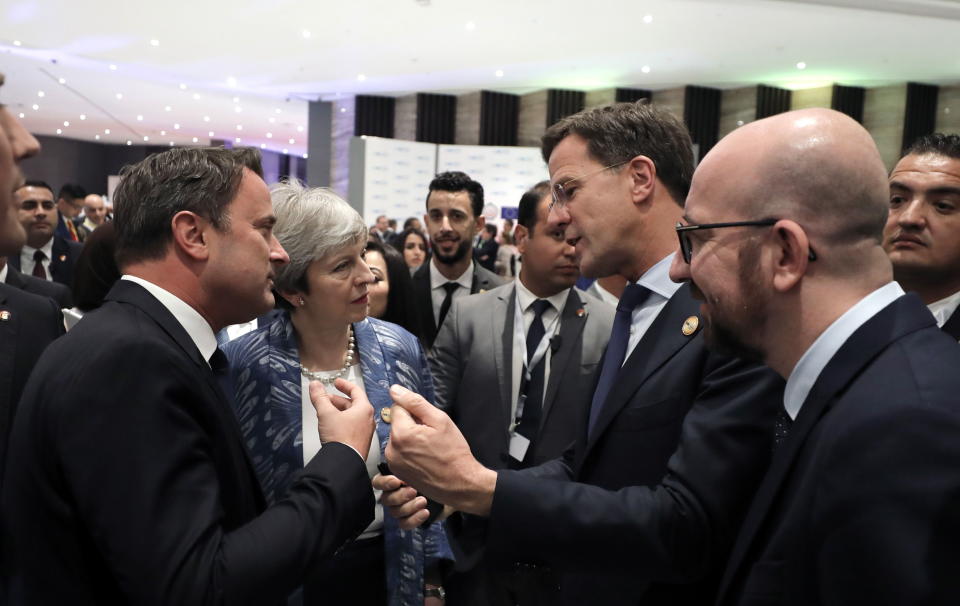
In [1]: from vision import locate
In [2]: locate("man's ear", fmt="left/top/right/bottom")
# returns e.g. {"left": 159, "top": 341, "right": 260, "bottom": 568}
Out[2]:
{"left": 514, "top": 224, "right": 529, "bottom": 254}
{"left": 627, "top": 155, "right": 657, "bottom": 206}
{"left": 474, "top": 215, "right": 486, "bottom": 236}
{"left": 277, "top": 289, "right": 301, "bottom": 309}
{"left": 770, "top": 220, "right": 812, "bottom": 293}
{"left": 170, "top": 210, "right": 209, "bottom": 262}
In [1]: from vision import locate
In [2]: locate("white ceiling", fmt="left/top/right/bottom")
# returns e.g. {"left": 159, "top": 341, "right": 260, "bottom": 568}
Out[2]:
{"left": 2, "top": 0, "right": 959, "bottom": 157}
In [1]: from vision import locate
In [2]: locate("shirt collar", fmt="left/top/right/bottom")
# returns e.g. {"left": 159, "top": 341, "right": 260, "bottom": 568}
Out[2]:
{"left": 515, "top": 278, "right": 570, "bottom": 316}
{"left": 23, "top": 237, "right": 54, "bottom": 261}
{"left": 635, "top": 253, "right": 684, "bottom": 300}
{"left": 121, "top": 275, "right": 219, "bottom": 366}
{"left": 0, "top": 263, "right": 7, "bottom": 283}
{"left": 430, "top": 258, "right": 474, "bottom": 291}
{"left": 925, "top": 288, "right": 960, "bottom": 328}
{"left": 784, "top": 281, "right": 905, "bottom": 420}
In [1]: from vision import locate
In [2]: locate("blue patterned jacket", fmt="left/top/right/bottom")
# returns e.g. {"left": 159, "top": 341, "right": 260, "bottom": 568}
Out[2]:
{"left": 223, "top": 311, "right": 453, "bottom": 605}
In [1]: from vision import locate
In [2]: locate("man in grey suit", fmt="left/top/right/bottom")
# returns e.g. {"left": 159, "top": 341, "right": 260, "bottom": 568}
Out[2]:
{"left": 431, "top": 181, "right": 614, "bottom": 605}
{"left": 412, "top": 171, "right": 504, "bottom": 348}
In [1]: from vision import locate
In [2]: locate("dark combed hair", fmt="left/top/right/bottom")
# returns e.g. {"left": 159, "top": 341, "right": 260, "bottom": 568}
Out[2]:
{"left": 365, "top": 238, "right": 425, "bottom": 342}
{"left": 541, "top": 101, "right": 694, "bottom": 206}
{"left": 426, "top": 171, "right": 484, "bottom": 218}
{"left": 22, "top": 179, "right": 55, "bottom": 197}
{"left": 904, "top": 132, "right": 960, "bottom": 160}
{"left": 57, "top": 183, "right": 87, "bottom": 201}
{"left": 483, "top": 223, "right": 497, "bottom": 237}
{"left": 516, "top": 181, "right": 551, "bottom": 234}
{"left": 113, "top": 146, "right": 264, "bottom": 268}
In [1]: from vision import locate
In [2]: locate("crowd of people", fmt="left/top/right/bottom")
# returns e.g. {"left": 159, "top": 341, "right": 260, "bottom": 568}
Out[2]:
{"left": 1, "top": 66, "right": 959, "bottom": 606}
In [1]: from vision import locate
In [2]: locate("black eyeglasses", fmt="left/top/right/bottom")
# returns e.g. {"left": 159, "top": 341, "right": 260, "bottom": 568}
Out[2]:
{"left": 549, "top": 161, "right": 628, "bottom": 211}
{"left": 675, "top": 219, "right": 818, "bottom": 264}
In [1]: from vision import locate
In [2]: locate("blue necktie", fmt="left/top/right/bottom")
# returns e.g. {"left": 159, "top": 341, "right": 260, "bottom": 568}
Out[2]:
{"left": 515, "top": 299, "right": 552, "bottom": 443}
{"left": 587, "top": 284, "right": 653, "bottom": 437}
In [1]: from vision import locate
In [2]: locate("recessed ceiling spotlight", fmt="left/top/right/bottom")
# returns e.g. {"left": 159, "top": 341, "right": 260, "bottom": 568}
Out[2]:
{"left": 37, "top": 90, "right": 44, "bottom": 97}
{"left": 226, "top": 76, "right": 237, "bottom": 87}
{"left": 641, "top": 65, "right": 651, "bottom": 73}
{"left": 357, "top": 74, "right": 367, "bottom": 81}
{"left": 208, "top": 131, "right": 214, "bottom": 137}
{"left": 109, "top": 64, "right": 118, "bottom": 71}
{"left": 465, "top": 21, "right": 475, "bottom": 30}
{"left": 13, "top": 40, "right": 21, "bottom": 46}
{"left": 796, "top": 61, "right": 807, "bottom": 70}
{"left": 203, "top": 116, "right": 211, "bottom": 122}
{"left": 296, "top": 125, "right": 304, "bottom": 132}
{"left": 56, "top": 129, "right": 62, "bottom": 134}
{"left": 494, "top": 70, "right": 504, "bottom": 78}
{"left": 232, "top": 96, "right": 240, "bottom": 103}
{"left": 174, "top": 123, "right": 180, "bottom": 130}
{"left": 193, "top": 93, "right": 201, "bottom": 100}
{"left": 266, "top": 132, "right": 273, "bottom": 138}
{"left": 643, "top": 14, "right": 653, "bottom": 24}
{"left": 288, "top": 138, "right": 295, "bottom": 144}
{"left": 143, "top": 136, "right": 150, "bottom": 141}
{"left": 169, "top": 141, "right": 174, "bottom": 146}
{"left": 302, "top": 29, "right": 311, "bottom": 39}
{"left": 104, "top": 128, "right": 111, "bottom": 134}
{"left": 275, "top": 108, "right": 282, "bottom": 114}
{"left": 160, "top": 130, "right": 166, "bottom": 135}
{"left": 260, "top": 143, "right": 266, "bottom": 149}
{"left": 79, "top": 114, "right": 86, "bottom": 120}
{"left": 340, "top": 107, "right": 346, "bottom": 113}
{"left": 95, "top": 134, "right": 100, "bottom": 140}
{"left": 268, "top": 117, "right": 276, "bottom": 123}
{"left": 179, "top": 83, "right": 187, "bottom": 90}
{"left": 18, "top": 113, "right": 24, "bottom": 118}
{"left": 192, "top": 137, "right": 199, "bottom": 143}
{"left": 234, "top": 106, "right": 242, "bottom": 113}
{"left": 31, "top": 104, "right": 39, "bottom": 111}
{"left": 165, "top": 105, "right": 172, "bottom": 112}
{"left": 302, "top": 153, "right": 308, "bottom": 159}
{"left": 237, "top": 124, "right": 243, "bottom": 130}
{"left": 63, "top": 121, "right": 69, "bottom": 127}
{"left": 58, "top": 77, "right": 66, "bottom": 84}
{"left": 115, "top": 93, "right": 123, "bottom": 100}
{"left": 235, "top": 137, "right": 242, "bottom": 143}
{"left": 150, "top": 39, "right": 160, "bottom": 46}
{"left": 282, "top": 148, "right": 288, "bottom": 154}
{"left": 136, "top": 115, "right": 144, "bottom": 121}
{"left": 126, "top": 140, "right": 132, "bottom": 146}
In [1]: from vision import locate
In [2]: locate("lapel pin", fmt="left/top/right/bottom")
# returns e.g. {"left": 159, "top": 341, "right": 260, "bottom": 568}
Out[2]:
{"left": 380, "top": 407, "right": 392, "bottom": 424}
{"left": 479, "top": 288, "right": 487, "bottom": 294}
{"left": 58, "top": 254, "right": 67, "bottom": 262}
{"left": 0, "top": 311, "right": 10, "bottom": 321}
{"left": 576, "top": 308, "right": 586, "bottom": 317}
{"left": 682, "top": 316, "right": 699, "bottom": 336}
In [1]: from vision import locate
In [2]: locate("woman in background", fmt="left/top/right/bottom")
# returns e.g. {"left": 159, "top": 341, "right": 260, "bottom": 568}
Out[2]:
{"left": 398, "top": 227, "right": 429, "bottom": 273}
{"left": 365, "top": 238, "right": 425, "bottom": 344}
{"left": 224, "top": 181, "right": 451, "bottom": 606}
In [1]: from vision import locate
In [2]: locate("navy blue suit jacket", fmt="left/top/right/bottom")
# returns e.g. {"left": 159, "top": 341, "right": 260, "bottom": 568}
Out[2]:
{"left": 7, "top": 236, "right": 83, "bottom": 290}
{"left": 716, "top": 293, "right": 960, "bottom": 606}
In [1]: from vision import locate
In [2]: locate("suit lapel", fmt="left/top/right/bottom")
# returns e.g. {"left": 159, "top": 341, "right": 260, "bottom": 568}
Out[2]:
{"left": 0, "top": 287, "right": 16, "bottom": 453}
{"left": 940, "top": 307, "right": 960, "bottom": 341}
{"left": 541, "top": 289, "right": 587, "bottom": 426}
{"left": 412, "top": 264, "right": 437, "bottom": 344}
{"left": 49, "top": 237, "right": 66, "bottom": 282}
{"left": 717, "top": 294, "right": 935, "bottom": 603}
{"left": 585, "top": 284, "right": 702, "bottom": 454}
{"left": 7, "top": 254, "right": 21, "bottom": 272}
{"left": 494, "top": 286, "right": 515, "bottom": 429}
{"left": 4, "top": 266, "right": 25, "bottom": 289}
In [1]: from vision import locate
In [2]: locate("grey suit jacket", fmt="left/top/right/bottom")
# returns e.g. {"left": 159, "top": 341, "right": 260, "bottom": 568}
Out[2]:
{"left": 431, "top": 283, "right": 614, "bottom": 469}
{"left": 412, "top": 261, "right": 505, "bottom": 349}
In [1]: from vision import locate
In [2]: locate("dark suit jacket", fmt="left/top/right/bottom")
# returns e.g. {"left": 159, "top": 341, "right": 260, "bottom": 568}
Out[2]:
{"left": 7, "top": 236, "right": 84, "bottom": 290}
{"left": 432, "top": 284, "right": 614, "bottom": 469}
{"left": 412, "top": 261, "right": 504, "bottom": 349}
{"left": 0, "top": 284, "right": 63, "bottom": 485}
{"left": 468, "top": 284, "right": 784, "bottom": 606}
{"left": 473, "top": 239, "right": 499, "bottom": 273}
{"left": 940, "top": 306, "right": 960, "bottom": 340}
{"left": 2, "top": 280, "right": 374, "bottom": 605}
{"left": 716, "top": 294, "right": 960, "bottom": 606}
{"left": 4, "top": 264, "right": 73, "bottom": 308}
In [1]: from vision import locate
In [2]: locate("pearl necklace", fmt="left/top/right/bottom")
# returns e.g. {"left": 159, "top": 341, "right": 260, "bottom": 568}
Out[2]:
{"left": 300, "top": 325, "right": 356, "bottom": 384}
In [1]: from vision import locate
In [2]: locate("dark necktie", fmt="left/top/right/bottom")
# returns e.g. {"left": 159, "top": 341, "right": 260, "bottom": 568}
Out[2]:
{"left": 515, "top": 299, "right": 552, "bottom": 447}
{"left": 209, "top": 348, "right": 229, "bottom": 377}
{"left": 436, "top": 282, "right": 459, "bottom": 330}
{"left": 32, "top": 249, "right": 47, "bottom": 280}
{"left": 773, "top": 406, "right": 793, "bottom": 451}
{"left": 587, "top": 283, "right": 653, "bottom": 437}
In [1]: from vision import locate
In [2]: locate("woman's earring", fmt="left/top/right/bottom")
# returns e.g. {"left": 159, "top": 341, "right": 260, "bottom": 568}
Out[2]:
{"left": 298, "top": 296, "right": 305, "bottom": 306}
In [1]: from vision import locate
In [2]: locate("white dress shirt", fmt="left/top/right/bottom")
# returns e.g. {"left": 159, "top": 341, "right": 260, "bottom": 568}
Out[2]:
{"left": 0, "top": 263, "right": 8, "bottom": 283}
{"left": 624, "top": 254, "right": 685, "bottom": 363}
{"left": 510, "top": 280, "right": 570, "bottom": 421}
{"left": 429, "top": 259, "right": 475, "bottom": 325}
{"left": 926, "top": 289, "right": 960, "bottom": 329}
{"left": 20, "top": 238, "right": 55, "bottom": 281}
{"left": 783, "top": 281, "right": 905, "bottom": 420}
{"left": 121, "top": 275, "right": 218, "bottom": 366}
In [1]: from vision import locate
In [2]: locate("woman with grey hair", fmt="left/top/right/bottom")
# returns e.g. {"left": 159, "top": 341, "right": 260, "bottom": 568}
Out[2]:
{"left": 223, "top": 181, "right": 452, "bottom": 605}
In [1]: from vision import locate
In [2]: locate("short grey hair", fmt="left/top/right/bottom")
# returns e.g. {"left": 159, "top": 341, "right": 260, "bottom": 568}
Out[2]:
{"left": 270, "top": 180, "right": 368, "bottom": 293}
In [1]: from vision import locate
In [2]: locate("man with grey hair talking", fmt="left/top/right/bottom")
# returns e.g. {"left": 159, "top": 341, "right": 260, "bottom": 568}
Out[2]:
{"left": 4, "top": 147, "right": 377, "bottom": 605}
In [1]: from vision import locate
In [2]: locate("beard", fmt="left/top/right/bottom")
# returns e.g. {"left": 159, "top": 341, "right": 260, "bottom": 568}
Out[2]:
{"left": 433, "top": 237, "right": 472, "bottom": 266}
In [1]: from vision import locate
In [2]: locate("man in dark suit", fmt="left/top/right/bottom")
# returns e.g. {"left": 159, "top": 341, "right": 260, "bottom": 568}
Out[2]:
{"left": 473, "top": 223, "right": 499, "bottom": 272}
{"left": 380, "top": 103, "right": 782, "bottom": 606}
{"left": 668, "top": 108, "right": 960, "bottom": 605}
{"left": 883, "top": 132, "right": 960, "bottom": 340}
{"left": 431, "top": 182, "right": 614, "bottom": 604}
{"left": 8, "top": 181, "right": 83, "bottom": 290}
{"left": 1, "top": 259, "right": 72, "bottom": 308}
{"left": 412, "top": 171, "right": 504, "bottom": 348}
{"left": 54, "top": 183, "right": 85, "bottom": 243}
{"left": 3, "top": 147, "right": 378, "bottom": 604}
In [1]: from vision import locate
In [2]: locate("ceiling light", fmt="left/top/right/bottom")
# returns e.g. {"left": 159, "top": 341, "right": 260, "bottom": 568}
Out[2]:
{"left": 208, "top": 131, "right": 214, "bottom": 137}
{"left": 340, "top": 107, "right": 346, "bottom": 113}
{"left": 465, "top": 21, "right": 475, "bottom": 30}
{"left": 357, "top": 74, "right": 366, "bottom": 81}
{"left": 165, "top": 106, "right": 172, "bottom": 112}
{"left": 79, "top": 114, "right": 86, "bottom": 120}
{"left": 232, "top": 96, "right": 240, "bottom": 103}
{"left": 288, "top": 138, "right": 295, "bottom": 144}
{"left": 56, "top": 129, "right": 62, "bottom": 134}
{"left": 302, "top": 29, "right": 311, "bottom": 39}
{"left": 169, "top": 142, "right": 174, "bottom": 146}
{"left": 641, "top": 65, "right": 651, "bottom": 73}
{"left": 226, "top": 76, "right": 237, "bottom": 87}
{"left": 494, "top": 70, "right": 504, "bottom": 78}
{"left": 236, "top": 124, "right": 243, "bottom": 130}
{"left": 235, "top": 137, "right": 242, "bottom": 143}
{"left": 275, "top": 108, "right": 282, "bottom": 114}
{"left": 95, "top": 135, "right": 100, "bottom": 140}
{"left": 203, "top": 116, "right": 210, "bottom": 122}
{"left": 37, "top": 91, "right": 45, "bottom": 97}
{"left": 260, "top": 143, "right": 266, "bottom": 149}
{"left": 63, "top": 121, "right": 70, "bottom": 127}
{"left": 266, "top": 132, "right": 273, "bottom": 138}
{"left": 109, "top": 64, "right": 118, "bottom": 71}
{"left": 104, "top": 128, "right": 111, "bottom": 134}
{"left": 18, "top": 113, "right": 24, "bottom": 118}
{"left": 796, "top": 61, "right": 807, "bottom": 70}
{"left": 115, "top": 93, "right": 123, "bottom": 100}
{"left": 302, "top": 153, "right": 308, "bottom": 159}
{"left": 160, "top": 130, "right": 166, "bottom": 135}
{"left": 143, "top": 136, "right": 149, "bottom": 141}
{"left": 296, "top": 125, "right": 304, "bottom": 132}
{"left": 136, "top": 115, "right": 143, "bottom": 121}
{"left": 13, "top": 41, "right": 21, "bottom": 46}
{"left": 150, "top": 39, "right": 160, "bottom": 46}
{"left": 282, "top": 148, "right": 288, "bottom": 154}
{"left": 193, "top": 93, "right": 201, "bottom": 100}
{"left": 192, "top": 137, "right": 199, "bottom": 143}
{"left": 126, "top": 140, "right": 132, "bottom": 146}
{"left": 32, "top": 104, "right": 39, "bottom": 111}
{"left": 58, "top": 77, "right": 66, "bottom": 84}
{"left": 234, "top": 106, "right": 242, "bottom": 113}
{"left": 174, "top": 123, "right": 180, "bottom": 129}
{"left": 643, "top": 14, "right": 653, "bottom": 24}
{"left": 179, "top": 83, "right": 187, "bottom": 90}
{"left": 268, "top": 117, "right": 276, "bottom": 123}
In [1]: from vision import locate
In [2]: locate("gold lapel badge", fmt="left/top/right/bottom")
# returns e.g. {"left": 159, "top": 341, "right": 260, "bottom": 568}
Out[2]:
{"left": 380, "top": 407, "right": 392, "bottom": 424}
{"left": 0, "top": 311, "right": 10, "bottom": 321}
{"left": 576, "top": 308, "right": 586, "bottom": 317}
{"left": 682, "top": 316, "right": 699, "bottom": 336}
{"left": 58, "top": 254, "right": 67, "bottom": 262}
